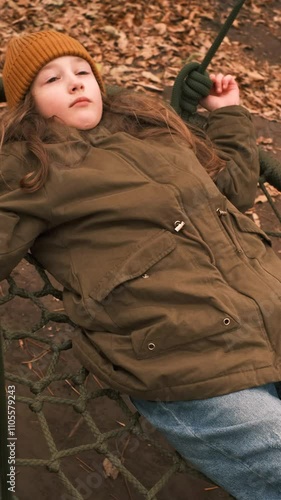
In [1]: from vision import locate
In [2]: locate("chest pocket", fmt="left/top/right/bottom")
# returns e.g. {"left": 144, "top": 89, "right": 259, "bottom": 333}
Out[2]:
{"left": 227, "top": 207, "right": 271, "bottom": 257}
{"left": 226, "top": 206, "right": 281, "bottom": 283}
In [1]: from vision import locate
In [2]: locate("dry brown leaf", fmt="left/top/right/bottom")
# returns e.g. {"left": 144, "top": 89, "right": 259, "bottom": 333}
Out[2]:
{"left": 251, "top": 212, "right": 261, "bottom": 228}
{"left": 154, "top": 23, "right": 167, "bottom": 35}
{"left": 118, "top": 32, "right": 129, "bottom": 53}
{"left": 263, "top": 184, "right": 281, "bottom": 197}
{"left": 247, "top": 70, "right": 265, "bottom": 81}
{"left": 103, "top": 25, "right": 120, "bottom": 38}
{"left": 102, "top": 458, "right": 119, "bottom": 480}
{"left": 141, "top": 71, "right": 162, "bottom": 83}
{"left": 138, "top": 83, "right": 163, "bottom": 92}
{"left": 255, "top": 194, "right": 268, "bottom": 204}
{"left": 139, "top": 47, "right": 155, "bottom": 60}
{"left": 257, "top": 137, "right": 274, "bottom": 145}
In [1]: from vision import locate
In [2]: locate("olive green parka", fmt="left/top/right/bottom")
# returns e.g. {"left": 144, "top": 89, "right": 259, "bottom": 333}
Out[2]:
{"left": 1, "top": 105, "right": 281, "bottom": 401}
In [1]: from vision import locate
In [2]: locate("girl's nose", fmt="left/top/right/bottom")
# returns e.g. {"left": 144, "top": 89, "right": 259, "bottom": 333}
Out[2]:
{"left": 69, "top": 80, "right": 84, "bottom": 93}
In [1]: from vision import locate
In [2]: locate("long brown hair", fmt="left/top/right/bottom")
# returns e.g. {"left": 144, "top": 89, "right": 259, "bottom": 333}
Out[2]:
{"left": 0, "top": 93, "right": 76, "bottom": 192}
{"left": 102, "top": 90, "right": 226, "bottom": 178}
{"left": 0, "top": 89, "right": 225, "bottom": 193}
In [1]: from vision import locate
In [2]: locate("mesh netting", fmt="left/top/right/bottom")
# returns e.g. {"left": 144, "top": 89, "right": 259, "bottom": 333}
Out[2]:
{"left": 1, "top": 255, "right": 222, "bottom": 500}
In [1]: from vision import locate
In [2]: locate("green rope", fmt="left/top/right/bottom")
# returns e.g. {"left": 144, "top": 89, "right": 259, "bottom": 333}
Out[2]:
{"left": 171, "top": 0, "right": 245, "bottom": 117}
{"left": 170, "top": 0, "right": 247, "bottom": 118}
{"left": 170, "top": 61, "right": 212, "bottom": 118}
{"left": 259, "top": 148, "right": 281, "bottom": 193}
{"left": 259, "top": 150, "right": 281, "bottom": 225}
{"left": 198, "top": 0, "right": 247, "bottom": 73}
{"left": 259, "top": 180, "right": 281, "bottom": 228}
{"left": 169, "top": 0, "right": 281, "bottom": 194}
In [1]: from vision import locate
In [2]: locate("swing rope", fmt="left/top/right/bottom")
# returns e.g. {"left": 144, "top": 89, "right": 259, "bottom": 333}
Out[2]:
{"left": 259, "top": 149, "right": 281, "bottom": 193}
{"left": 170, "top": 0, "right": 247, "bottom": 118}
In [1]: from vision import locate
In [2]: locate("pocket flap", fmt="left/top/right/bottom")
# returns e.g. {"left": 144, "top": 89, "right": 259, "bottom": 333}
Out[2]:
{"left": 92, "top": 230, "right": 176, "bottom": 302}
{"left": 228, "top": 207, "right": 271, "bottom": 245}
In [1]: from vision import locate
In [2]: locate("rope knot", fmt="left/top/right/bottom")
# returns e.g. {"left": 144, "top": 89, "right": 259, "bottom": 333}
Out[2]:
{"left": 171, "top": 61, "right": 212, "bottom": 118}
{"left": 181, "top": 62, "right": 212, "bottom": 114}
{"left": 29, "top": 400, "right": 43, "bottom": 412}
{"left": 47, "top": 460, "right": 60, "bottom": 473}
{"left": 73, "top": 400, "right": 86, "bottom": 414}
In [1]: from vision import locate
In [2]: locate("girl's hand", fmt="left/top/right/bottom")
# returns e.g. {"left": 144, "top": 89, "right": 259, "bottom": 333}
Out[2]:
{"left": 200, "top": 73, "right": 240, "bottom": 112}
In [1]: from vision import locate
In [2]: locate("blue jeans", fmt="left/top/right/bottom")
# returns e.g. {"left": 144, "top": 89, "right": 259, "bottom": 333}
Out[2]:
{"left": 131, "top": 383, "right": 281, "bottom": 500}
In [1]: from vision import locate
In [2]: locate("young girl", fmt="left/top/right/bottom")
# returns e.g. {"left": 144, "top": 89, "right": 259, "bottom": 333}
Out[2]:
{"left": 1, "top": 30, "right": 281, "bottom": 500}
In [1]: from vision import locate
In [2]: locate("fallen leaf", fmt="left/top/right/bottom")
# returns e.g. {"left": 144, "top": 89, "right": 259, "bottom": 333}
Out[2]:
{"left": 252, "top": 212, "right": 261, "bottom": 227}
{"left": 118, "top": 32, "right": 129, "bottom": 53}
{"left": 141, "top": 71, "right": 162, "bottom": 83}
{"left": 257, "top": 136, "right": 273, "bottom": 145}
{"left": 254, "top": 194, "right": 268, "bottom": 204}
{"left": 154, "top": 23, "right": 167, "bottom": 35}
{"left": 102, "top": 458, "right": 119, "bottom": 480}
{"left": 247, "top": 70, "right": 265, "bottom": 81}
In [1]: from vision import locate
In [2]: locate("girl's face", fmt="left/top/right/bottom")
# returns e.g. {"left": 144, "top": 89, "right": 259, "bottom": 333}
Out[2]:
{"left": 31, "top": 56, "right": 103, "bottom": 130}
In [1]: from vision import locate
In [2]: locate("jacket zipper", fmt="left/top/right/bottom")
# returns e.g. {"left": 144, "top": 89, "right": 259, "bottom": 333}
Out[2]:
{"left": 216, "top": 208, "right": 244, "bottom": 255}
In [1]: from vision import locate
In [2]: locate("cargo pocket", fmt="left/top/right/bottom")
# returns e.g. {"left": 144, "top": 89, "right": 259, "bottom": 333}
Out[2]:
{"left": 89, "top": 228, "right": 244, "bottom": 360}
{"left": 131, "top": 306, "right": 241, "bottom": 360}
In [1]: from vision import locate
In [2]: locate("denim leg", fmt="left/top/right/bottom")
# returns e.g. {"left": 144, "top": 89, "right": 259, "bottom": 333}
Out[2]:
{"left": 132, "top": 383, "right": 281, "bottom": 500}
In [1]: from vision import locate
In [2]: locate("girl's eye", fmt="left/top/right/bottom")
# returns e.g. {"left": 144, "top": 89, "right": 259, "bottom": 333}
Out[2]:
{"left": 46, "top": 76, "right": 58, "bottom": 84}
{"left": 77, "top": 70, "right": 89, "bottom": 75}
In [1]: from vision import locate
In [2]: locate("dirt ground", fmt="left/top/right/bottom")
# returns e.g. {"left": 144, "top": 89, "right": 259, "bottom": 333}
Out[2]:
{"left": 1, "top": 1, "right": 281, "bottom": 499}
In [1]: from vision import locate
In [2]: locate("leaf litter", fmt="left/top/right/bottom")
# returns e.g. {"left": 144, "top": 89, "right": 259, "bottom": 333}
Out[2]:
{"left": 0, "top": 0, "right": 280, "bottom": 121}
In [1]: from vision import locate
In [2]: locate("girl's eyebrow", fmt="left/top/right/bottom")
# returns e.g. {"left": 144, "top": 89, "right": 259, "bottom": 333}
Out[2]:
{"left": 40, "top": 57, "right": 89, "bottom": 73}
{"left": 40, "top": 61, "right": 60, "bottom": 73}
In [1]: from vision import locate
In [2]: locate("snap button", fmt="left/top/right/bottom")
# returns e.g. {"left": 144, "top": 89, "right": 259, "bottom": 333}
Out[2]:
{"left": 148, "top": 342, "right": 156, "bottom": 351}
{"left": 223, "top": 317, "right": 231, "bottom": 326}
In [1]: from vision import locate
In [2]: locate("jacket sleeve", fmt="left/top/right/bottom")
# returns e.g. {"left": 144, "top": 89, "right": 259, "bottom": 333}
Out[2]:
{"left": 0, "top": 152, "right": 50, "bottom": 282}
{"left": 205, "top": 105, "right": 259, "bottom": 212}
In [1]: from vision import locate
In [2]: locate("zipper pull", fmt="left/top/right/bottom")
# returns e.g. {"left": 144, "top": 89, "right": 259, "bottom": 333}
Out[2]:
{"left": 216, "top": 208, "right": 227, "bottom": 216}
{"left": 174, "top": 220, "right": 185, "bottom": 232}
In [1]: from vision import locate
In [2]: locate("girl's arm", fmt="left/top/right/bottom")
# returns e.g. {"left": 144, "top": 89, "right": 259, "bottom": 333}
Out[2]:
{"left": 200, "top": 74, "right": 259, "bottom": 212}
{"left": 0, "top": 152, "right": 50, "bottom": 281}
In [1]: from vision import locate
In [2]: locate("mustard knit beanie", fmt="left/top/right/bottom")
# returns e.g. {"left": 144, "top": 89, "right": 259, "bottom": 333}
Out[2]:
{"left": 3, "top": 30, "right": 105, "bottom": 108}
